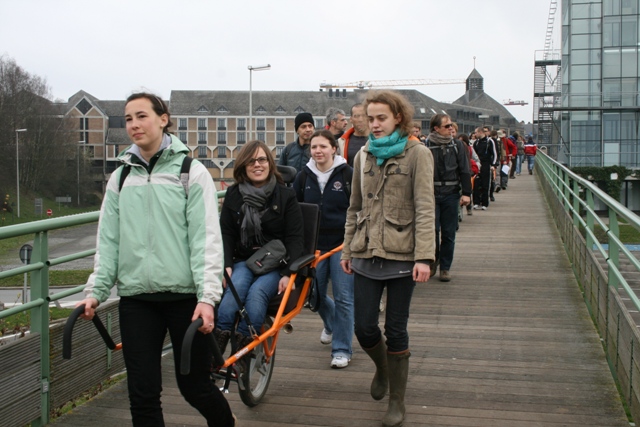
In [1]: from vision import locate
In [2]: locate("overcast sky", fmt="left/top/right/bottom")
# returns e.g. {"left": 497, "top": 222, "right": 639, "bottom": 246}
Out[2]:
{"left": 1, "top": 0, "right": 558, "bottom": 123}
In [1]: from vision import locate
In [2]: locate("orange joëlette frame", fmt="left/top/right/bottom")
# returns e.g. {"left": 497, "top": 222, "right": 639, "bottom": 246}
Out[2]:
{"left": 219, "top": 243, "right": 343, "bottom": 368}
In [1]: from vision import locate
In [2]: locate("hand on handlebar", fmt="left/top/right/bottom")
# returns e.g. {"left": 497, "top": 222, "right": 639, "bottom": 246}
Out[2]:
{"left": 277, "top": 275, "right": 292, "bottom": 295}
{"left": 76, "top": 298, "right": 99, "bottom": 320}
{"left": 192, "top": 302, "right": 215, "bottom": 335}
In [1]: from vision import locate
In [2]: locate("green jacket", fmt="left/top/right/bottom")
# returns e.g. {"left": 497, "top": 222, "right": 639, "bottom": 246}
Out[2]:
{"left": 85, "top": 135, "right": 223, "bottom": 306}
{"left": 342, "top": 137, "right": 436, "bottom": 263}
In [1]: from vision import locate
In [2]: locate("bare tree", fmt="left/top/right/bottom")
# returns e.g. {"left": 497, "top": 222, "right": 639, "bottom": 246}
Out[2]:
{"left": 0, "top": 56, "right": 77, "bottom": 202}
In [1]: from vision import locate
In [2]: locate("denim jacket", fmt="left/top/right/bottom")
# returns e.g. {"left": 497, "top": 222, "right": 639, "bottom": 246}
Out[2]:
{"left": 342, "top": 137, "right": 435, "bottom": 263}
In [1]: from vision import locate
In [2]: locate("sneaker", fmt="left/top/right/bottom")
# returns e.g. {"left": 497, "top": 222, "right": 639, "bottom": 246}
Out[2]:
{"left": 331, "top": 355, "right": 350, "bottom": 369}
{"left": 439, "top": 270, "right": 451, "bottom": 282}
{"left": 472, "top": 204, "right": 479, "bottom": 210}
{"left": 429, "top": 260, "right": 439, "bottom": 278}
{"left": 495, "top": 186, "right": 501, "bottom": 193}
{"left": 529, "top": 170, "right": 533, "bottom": 175}
{"left": 320, "top": 328, "right": 333, "bottom": 344}
{"left": 490, "top": 196, "right": 495, "bottom": 202}
{"left": 481, "top": 206, "right": 487, "bottom": 210}
{"left": 467, "top": 209, "right": 473, "bottom": 216}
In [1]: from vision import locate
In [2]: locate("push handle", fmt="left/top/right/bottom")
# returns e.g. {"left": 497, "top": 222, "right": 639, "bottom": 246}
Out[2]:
{"left": 62, "top": 304, "right": 117, "bottom": 360}
{"left": 180, "top": 318, "right": 225, "bottom": 375}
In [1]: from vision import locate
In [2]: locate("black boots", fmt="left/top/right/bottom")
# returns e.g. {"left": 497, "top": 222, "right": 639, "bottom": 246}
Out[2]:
{"left": 363, "top": 340, "right": 389, "bottom": 400}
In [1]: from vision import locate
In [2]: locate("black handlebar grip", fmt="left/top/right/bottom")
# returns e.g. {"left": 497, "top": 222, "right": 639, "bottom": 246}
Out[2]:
{"left": 180, "top": 318, "right": 225, "bottom": 375}
{"left": 62, "top": 304, "right": 117, "bottom": 359}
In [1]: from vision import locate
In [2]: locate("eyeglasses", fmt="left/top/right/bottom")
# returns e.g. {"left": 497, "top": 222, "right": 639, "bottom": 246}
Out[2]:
{"left": 247, "top": 157, "right": 268, "bottom": 166}
{"left": 442, "top": 123, "right": 454, "bottom": 129}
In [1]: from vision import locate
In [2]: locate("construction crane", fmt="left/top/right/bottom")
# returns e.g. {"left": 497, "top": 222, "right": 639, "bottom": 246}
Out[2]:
{"left": 319, "top": 79, "right": 466, "bottom": 90}
{"left": 503, "top": 99, "right": 529, "bottom": 106}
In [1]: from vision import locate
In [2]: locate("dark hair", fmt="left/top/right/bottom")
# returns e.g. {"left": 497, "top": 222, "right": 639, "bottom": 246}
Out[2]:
{"left": 429, "top": 113, "right": 451, "bottom": 132}
{"left": 490, "top": 130, "right": 498, "bottom": 138}
{"left": 125, "top": 92, "right": 173, "bottom": 133}
{"left": 511, "top": 131, "right": 520, "bottom": 139}
{"left": 350, "top": 103, "right": 364, "bottom": 116}
{"left": 233, "top": 140, "right": 283, "bottom": 185}
{"left": 458, "top": 133, "right": 470, "bottom": 145}
{"left": 310, "top": 129, "right": 340, "bottom": 155}
{"left": 363, "top": 90, "right": 415, "bottom": 136}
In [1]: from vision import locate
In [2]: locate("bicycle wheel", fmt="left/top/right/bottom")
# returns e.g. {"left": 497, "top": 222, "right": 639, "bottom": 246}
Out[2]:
{"left": 238, "top": 317, "right": 275, "bottom": 407}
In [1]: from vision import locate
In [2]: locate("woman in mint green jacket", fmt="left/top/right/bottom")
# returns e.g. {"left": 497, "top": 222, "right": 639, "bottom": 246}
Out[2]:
{"left": 77, "top": 93, "right": 235, "bottom": 426}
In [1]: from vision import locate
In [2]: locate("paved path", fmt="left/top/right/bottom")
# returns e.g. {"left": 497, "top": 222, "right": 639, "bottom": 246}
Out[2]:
{"left": 50, "top": 174, "right": 629, "bottom": 426}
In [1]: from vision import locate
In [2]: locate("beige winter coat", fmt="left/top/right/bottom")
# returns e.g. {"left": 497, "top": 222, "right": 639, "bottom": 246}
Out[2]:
{"left": 342, "top": 137, "right": 435, "bottom": 263}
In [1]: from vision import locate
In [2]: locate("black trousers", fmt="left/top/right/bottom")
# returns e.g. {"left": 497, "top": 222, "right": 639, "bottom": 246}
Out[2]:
{"left": 119, "top": 296, "right": 234, "bottom": 427}
{"left": 474, "top": 162, "right": 492, "bottom": 207}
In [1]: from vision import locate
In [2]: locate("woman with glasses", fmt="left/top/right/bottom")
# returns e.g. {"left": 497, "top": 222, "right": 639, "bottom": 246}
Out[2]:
{"left": 340, "top": 90, "right": 435, "bottom": 427}
{"left": 78, "top": 92, "right": 235, "bottom": 426}
{"left": 216, "top": 140, "right": 304, "bottom": 355}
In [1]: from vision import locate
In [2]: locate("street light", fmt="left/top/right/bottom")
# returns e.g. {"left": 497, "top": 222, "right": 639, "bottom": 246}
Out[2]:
{"left": 15, "top": 129, "right": 27, "bottom": 218}
{"left": 248, "top": 64, "right": 271, "bottom": 140}
{"left": 77, "top": 140, "right": 85, "bottom": 206}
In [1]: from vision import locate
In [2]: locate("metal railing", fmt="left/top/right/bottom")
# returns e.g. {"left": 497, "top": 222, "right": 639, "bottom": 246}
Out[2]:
{"left": 0, "top": 191, "right": 226, "bottom": 426}
{"left": 536, "top": 150, "right": 640, "bottom": 421}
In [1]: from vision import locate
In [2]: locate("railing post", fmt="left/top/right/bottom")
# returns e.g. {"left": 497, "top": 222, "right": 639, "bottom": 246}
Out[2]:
{"left": 586, "top": 190, "right": 595, "bottom": 250}
{"left": 572, "top": 178, "right": 580, "bottom": 228}
{"left": 563, "top": 170, "right": 571, "bottom": 214}
{"left": 608, "top": 207, "right": 620, "bottom": 290}
{"left": 30, "top": 231, "right": 50, "bottom": 426}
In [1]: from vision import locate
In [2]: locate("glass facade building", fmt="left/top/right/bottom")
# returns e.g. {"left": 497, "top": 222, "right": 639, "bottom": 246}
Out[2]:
{"left": 562, "top": 0, "right": 640, "bottom": 167}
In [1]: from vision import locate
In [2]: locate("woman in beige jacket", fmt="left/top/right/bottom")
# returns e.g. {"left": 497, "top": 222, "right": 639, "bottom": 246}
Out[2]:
{"left": 340, "top": 90, "right": 435, "bottom": 427}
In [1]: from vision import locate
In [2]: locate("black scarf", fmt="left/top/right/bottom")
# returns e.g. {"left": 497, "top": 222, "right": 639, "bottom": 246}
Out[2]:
{"left": 238, "top": 175, "right": 277, "bottom": 246}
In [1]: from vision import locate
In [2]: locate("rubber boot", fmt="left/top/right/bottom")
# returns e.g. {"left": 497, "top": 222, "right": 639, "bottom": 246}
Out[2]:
{"left": 363, "top": 340, "right": 388, "bottom": 400}
{"left": 382, "top": 351, "right": 410, "bottom": 427}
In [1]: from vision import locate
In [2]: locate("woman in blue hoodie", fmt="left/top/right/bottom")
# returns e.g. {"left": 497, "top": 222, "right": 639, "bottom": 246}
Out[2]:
{"left": 293, "top": 129, "right": 354, "bottom": 369}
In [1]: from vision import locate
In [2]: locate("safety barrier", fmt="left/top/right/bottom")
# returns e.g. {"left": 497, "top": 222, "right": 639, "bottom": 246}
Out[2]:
{"left": 537, "top": 151, "right": 640, "bottom": 421}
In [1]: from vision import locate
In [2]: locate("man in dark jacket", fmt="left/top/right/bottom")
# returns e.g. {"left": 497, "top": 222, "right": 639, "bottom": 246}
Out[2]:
{"left": 279, "top": 112, "right": 315, "bottom": 172}
{"left": 472, "top": 127, "right": 498, "bottom": 210}
{"left": 426, "top": 114, "right": 471, "bottom": 282}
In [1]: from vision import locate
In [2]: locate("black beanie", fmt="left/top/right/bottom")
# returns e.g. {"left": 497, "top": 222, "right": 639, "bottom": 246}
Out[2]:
{"left": 295, "top": 112, "right": 314, "bottom": 132}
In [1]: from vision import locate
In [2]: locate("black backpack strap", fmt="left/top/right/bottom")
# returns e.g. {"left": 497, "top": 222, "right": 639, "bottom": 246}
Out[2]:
{"left": 118, "top": 165, "right": 131, "bottom": 193}
{"left": 180, "top": 156, "right": 193, "bottom": 198}
{"left": 342, "top": 166, "right": 352, "bottom": 200}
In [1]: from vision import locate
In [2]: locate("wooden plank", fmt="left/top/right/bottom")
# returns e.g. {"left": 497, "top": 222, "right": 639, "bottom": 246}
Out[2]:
{"left": 49, "top": 172, "right": 630, "bottom": 426}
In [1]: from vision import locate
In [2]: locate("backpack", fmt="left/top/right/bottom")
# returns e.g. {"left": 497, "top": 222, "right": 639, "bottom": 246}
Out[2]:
{"left": 119, "top": 155, "right": 193, "bottom": 197}
{"left": 297, "top": 166, "right": 351, "bottom": 201}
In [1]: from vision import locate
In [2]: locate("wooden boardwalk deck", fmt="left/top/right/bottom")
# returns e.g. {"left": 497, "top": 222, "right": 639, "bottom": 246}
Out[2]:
{"left": 50, "top": 173, "right": 629, "bottom": 426}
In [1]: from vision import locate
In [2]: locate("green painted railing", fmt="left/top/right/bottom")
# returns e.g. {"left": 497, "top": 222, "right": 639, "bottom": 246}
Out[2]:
{"left": 536, "top": 151, "right": 640, "bottom": 311}
{"left": 0, "top": 190, "right": 226, "bottom": 426}
{"left": 0, "top": 211, "right": 99, "bottom": 427}
{"left": 536, "top": 151, "right": 640, "bottom": 421}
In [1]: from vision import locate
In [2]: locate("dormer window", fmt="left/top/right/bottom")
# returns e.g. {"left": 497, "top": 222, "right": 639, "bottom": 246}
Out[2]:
{"left": 256, "top": 105, "right": 267, "bottom": 114}
{"left": 197, "top": 105, "right": 209, "bottom": 113}
{"left": 217, "top": 105, "right": 229, "bottom": 114}
{"left": 275, "top": 106, "right": 286, "bottom": 114}
{"left": 294, "top": 106, "right": 305, "bottom": 114}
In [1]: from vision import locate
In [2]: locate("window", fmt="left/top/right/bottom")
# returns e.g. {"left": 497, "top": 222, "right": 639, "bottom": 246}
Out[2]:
{"left": 218, "top": 132, "right": 227, "bottom": 144}
{"left": 198, "top": 146, "right": 207, "bottom": 158}
{"left": 218, "top": 147, "right": 227, "bottom": 158}
{"left": 275, "top": 106, "right": 286, "bottom": 114}
{"left": 276, "top": 118, "right": 284, "bottom": 130}
{"left": 315, "top": 118, "right": 324, "bottom": 129}
{"left": 237, "top": 118, "right": 246, "bottom": 130}
{"left": 198, "top": 132, "right": 207, "bottom": 144}
{"left": 276, "top": 132, "right": 285, "bottom": 144}
{"left": 237, "top": 132, "right": 246, "bottom": 144}
{"left": 256, "top": 106, "right": 266, "bottom": 114}
{"left": 257, "top": 118, "right": 265, "bottom": 130}
{"left": 276, "top": 146, "right": 285, "bottom": 158}
{"left": 197, "top": 105, "right": 209, "bottom": 113}
{"left": 294, "top": 106, "right": 305, "bottom": 114}
{"left": 257, "top": 132, "right": 265, "bottom": 141}
{"left": 198, "top": 118, "right": 207, "bottom": 130}
{"left": 79, "top": 117, "right": 89, "bottom": 143}
{"left": 109, "top": 116, "right": 125, "bottom": 128}
{"left": 179, "top": 132, "right": 187, "bottom": 143}
{"left": 179, "top": 118, "right": 187, "bottom": 130}
{"left": 217, "top": 105, "right": 229, "bottom": 114}
{"left": 218, "top": 118, "right": 226, "bottom": 130}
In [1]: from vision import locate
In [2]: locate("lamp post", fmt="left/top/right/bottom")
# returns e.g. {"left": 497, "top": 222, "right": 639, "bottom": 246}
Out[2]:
{"left": 77, "top": 140, "right": 85, "bottom": 206}
{"left": 15, "top": 129, "right": 27, "bottom": 218}
{"left": 248, "top": 64, "right": 271, "bottom": 140}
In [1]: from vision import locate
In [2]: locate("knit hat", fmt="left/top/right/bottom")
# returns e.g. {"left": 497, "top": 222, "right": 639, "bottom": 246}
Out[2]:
{"left": 295, "top": 112, "right": 314, "bottom": 132}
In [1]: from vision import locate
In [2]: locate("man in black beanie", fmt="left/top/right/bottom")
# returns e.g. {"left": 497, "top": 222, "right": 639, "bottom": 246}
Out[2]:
{"left": 279, "top": 112, "right": 314, "bottom": 172}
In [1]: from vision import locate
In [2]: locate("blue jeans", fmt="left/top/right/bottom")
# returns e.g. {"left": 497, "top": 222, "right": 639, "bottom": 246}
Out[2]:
{"left": 315, "top": 250, "right": 354, "bottom": 358}
{"left": 516, "top": 154, "right": 525, "bottom": 174}
{"left": 119, "top": 297, "right": 234, "bottom": 426}
{"left": 527, "top": 155, "right": 535, "bottom": 171}
{"left": 218, "top": 261, "right": 280, "bottom": 336}
{"left": 435, "top": 192, "right": 460, "bottom": 271}
{"left": 353, "top": 273, "right": 415, "bottom": 353}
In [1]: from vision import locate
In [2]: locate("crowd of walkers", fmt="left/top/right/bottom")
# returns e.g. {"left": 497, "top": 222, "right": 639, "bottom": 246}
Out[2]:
{"left": 77, "top": 88, "right": 536, "bottom": 427}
